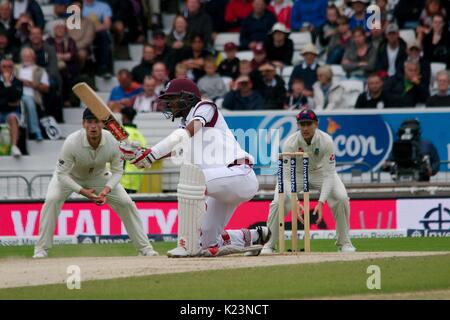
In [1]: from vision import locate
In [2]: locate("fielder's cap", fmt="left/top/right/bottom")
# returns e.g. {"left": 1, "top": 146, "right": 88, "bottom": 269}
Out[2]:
{"left": 82, "top": 108, "right": 98, "bottom": 120}
{"left": 408, "top": 41, "right": 422, "bottom": 50}
{"left": 301, "top": 43, "right": 318, "bottom": 55}
{"left": 269, "top": 22, "right": 291, "bottom": 35}
{"left": 152, "top": 29, "right": 166, "bottom": 38}
{"left": 224, "top": 42, "right": 237, "bottom": 51}
{"left": 259, "top": 62, "right": 276, "bottom": 72}
{"left": 296, "top": 109, "right": 318, "bottom": 123}
{"left": 385, "top": 23, "right": 399, "bottom": 35}
{"left": 252, "top": 43, "right": 265, "bottom": 55}
{"left": 120, "top": 106, "right": 137, "bottom": 121}
{"left": 235, "top": 75, "right": 251, "bottom": 84}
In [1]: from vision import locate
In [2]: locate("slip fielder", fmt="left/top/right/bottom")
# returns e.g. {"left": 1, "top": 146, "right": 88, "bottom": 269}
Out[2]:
{"left": 33, "top": 109, "right": 158, "bottom": 258}
{"left": 261, "top": 109, "right": 356, "bottom": 254}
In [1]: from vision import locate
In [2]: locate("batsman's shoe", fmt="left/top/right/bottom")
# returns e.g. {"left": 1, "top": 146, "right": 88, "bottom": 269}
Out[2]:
{"left": 338, "top": 244, "right": 356, "bottom": 253}
{"left": 139, "top": 247, "right": 159, "bottom": 256}
{"left": 167, "top": 246, "right": 189, "bottom": 258}
{"left": 32, "top": 249, "right": 48, "bottom": 259}
{"left": 260, "top": 246, "right": 276, "bottom": 255}
{"left": 245, "top": 227, "right": 271, "bottom": 256}
{"left": 203, "top": 244, "right": 264, "bottom": 257}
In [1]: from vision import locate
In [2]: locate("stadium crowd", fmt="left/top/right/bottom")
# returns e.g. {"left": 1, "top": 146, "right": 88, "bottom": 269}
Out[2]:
{"left": 0, "top": 0, "right": 450, "bottom": 157}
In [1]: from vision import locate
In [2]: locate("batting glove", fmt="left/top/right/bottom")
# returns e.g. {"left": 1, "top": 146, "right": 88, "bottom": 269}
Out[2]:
{"left": 119, "top": 140, "right": 141, "bottom": 161}
{"left": 130, "top": 148, "right": 156, "bottom": 169}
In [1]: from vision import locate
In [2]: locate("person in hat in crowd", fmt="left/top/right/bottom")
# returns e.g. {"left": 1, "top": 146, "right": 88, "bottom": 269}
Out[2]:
{"left": 312, "top": 65, "right": 346, "bottom": 110}
{"left": 264, "top": 22, "right": 294, "bottom": 68}
{"left": 259, "top": 108, "right": 356, "bottom": 255}
{"left": 354, "top": 73, "right": 391, "bottom": 109}
{"left": 326, "top": 16, "right": 352, "bottom": 64}
{"left": 374, "top": 23, "right": 408, "bottom": 78}
{"left": 318, "top": 4, "right": 340, "bottom": 48}
{"left": 250, "top": 43, "right": 268, "bottom": 71}
{"left": 253, "top": 62, "right": 286, "bottom": 109}
{"left": 268, "top": 0, "right": 293, "bottom": 29}
{"left": 33, "top": 108, "right": 158, "bottom": 259}
{"left": 285, "top": 78, "right": 309, "bottom": 110}
{"left": 222, "top": 75, "right": 264, "bottom": 110}
{"left": 288, "top": 43, "right": 319, "bottom": 95}
{"left": 348, "top": 0, "right": 370, "bottom": 31}
{"left": 218, "top": 42, "right": 240, "bottom": 80}
{"left": 426, "top": 70, "right": 450, "bottom": 107}
{"left": 406, "top": 41, "right": 431, "bottom": 89}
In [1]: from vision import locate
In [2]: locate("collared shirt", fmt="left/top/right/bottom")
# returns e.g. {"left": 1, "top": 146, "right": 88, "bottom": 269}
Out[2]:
{"left": 302, "top": 62, "right": 318, "bottom": 70}
{"left": 55, "top": 129, "right": 123, "bottom": 193}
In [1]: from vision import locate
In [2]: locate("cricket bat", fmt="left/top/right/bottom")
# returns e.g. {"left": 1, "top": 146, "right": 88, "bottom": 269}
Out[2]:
{"left": 72, "top": 82, "right": 129, "bottom": 141}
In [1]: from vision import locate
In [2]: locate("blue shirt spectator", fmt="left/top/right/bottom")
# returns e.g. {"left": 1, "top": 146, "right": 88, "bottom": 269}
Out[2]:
{"left": 291, "top": 0, "right": 327, "bottom": 31}
{"left": 108, "top": 70, "right": 143, "bottom": 112}
{"left": 82, "top": 0, "right": 112, "bottom": 23}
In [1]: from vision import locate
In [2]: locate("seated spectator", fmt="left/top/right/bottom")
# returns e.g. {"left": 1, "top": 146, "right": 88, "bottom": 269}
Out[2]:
{"left": 111, "top": 0, "right": 146, "bottom": 46}
{"left": 426, "top": 70, "right": 450, "bottom": 106}
{"left": 375, "top": 23, "right": 408, "bottom": 78}
{"left": 318, "top": 4, "right": 340, "bottom": 48}
{"left": 251, "top": 43, "right": 268, "bottom": 71}
{"left": 342, "top": 27, "right": 377, "bottom": 79}
{"left": 108, "top": 69, "right": 143, "bottom": 112}
{"left": 14, "top": 13, "right": 34, "bottom": 47}
{"left": 175, "top": 62, "right": 188, "bottom": 79}
{"left": 416, "top": 0, "right": 447, "bottom": 43}
{"left": 0, "top": 0, "right": 18, "bottom": 50}
{"left": 131, "top": 44, "right": 156, "bottom": 84}
{"left": 11, "top": 0, "right": 44, "bottom": 29}
{"left": 151, "top": 62, "right": 169, "bottom": 95}
{"left": 393, "top": 0, "right": 425, "bottom": 29}
{"left": 53, "top": 0, "right": 70, "bottom": 19}
{"left": 312, "top": 65, "right": 346, "bottom": 110}
{"left": 422, "top": 13, "right": 450, "bottom": 67}
{"left": 383, "top": 59, "right": 430, "bottom": 107}
{"left": 265, "top": 22, "right": 293, "bottom": 68}
{"left": 407, "top": 41, "right": 431, "bottom": 88}
{"left": 348, "top": 0, "right": 370, "bottom": 31}
{"left": 0, "top": 57, "right": 23, "bottom": 156}
{"left": 288, "top": 44, "right": 319, "bottom": 95}
{"left": 240, "top": 0, "right": 277, "bottom": 50}
{"left": 203, "top": 0, "right": 229, "bottom": 34}
{"left": 180, "top": 33, "right": 211, "bottom": 83}
{"left": 285, "top": 78, "right": 309, "bottom": 110}
{"left": 197, "top": 58, "right": 227, "bottom": 101}
{"left": 326, "top": 16, "right": 352, "bottom": 64}
{"left": 183, "top": 0, "right": 213, "bottom": 46}
{"left": 253, "top": 62, "right": 286, "bottom": 109}
{"left": 82, "top": 0, "right": 113, "bottom": 78}
{"left": 46, "top": 20, "right": 78, "bottom": 108}
{"left": 224, "top": 0, "right": 253, "bottom": 32}
{"left": 151, "top": 30, "right": 174, "bottom": 72}
{"left": 368, "top": 22, "right": 386, "bottom": 52}
{"left": 269, "top": 0, "right": 292, "bottom": 29}
{"left": 222, "top": 75, "right": 264, "bottom": 110}
{"left": 15, "top": 47, "right": 49, "bottom": 141}
{"left": 67, "top": 0, "right": 95, "bottom": 74}
{"left": 218, "top": 42, "right": 240, "bottom": 80}
{"left": 291, "top": 0, "right": 327, "bottom": 35}
{"left": 133, "top": 76, "right": 158, "bottom": 113}
{"left": 166, "top": 15, "right": 189, "bottom": 63}
{"left": 355, "top": 73, "right": 390, "bottom": 108}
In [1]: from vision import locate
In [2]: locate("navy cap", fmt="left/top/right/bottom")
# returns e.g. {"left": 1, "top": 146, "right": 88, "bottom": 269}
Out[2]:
{"left": 82, "top": 108, "right": 98, "bottom": 120}
{"left": 296, "top": 109, "right": 318, "bottom": 123}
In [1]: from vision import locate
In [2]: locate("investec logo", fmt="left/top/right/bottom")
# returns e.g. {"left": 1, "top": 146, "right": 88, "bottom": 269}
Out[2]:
{"left": 420, "top": 203, "right": 450, "bottom": 230}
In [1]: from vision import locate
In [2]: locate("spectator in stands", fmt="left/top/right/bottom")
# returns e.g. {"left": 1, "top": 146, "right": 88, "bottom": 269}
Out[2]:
{"left": 0, "top": 57, "right": 23, "bottom": 156}
{"left": 326, "top": 16, "right": 352, "bottom": 64}
{"left": 197, "top": 57, "right": 227, "bottom": 101}
{"left": 393, "top": 0, "right": 425, "bottom": 29}
{"left": 426, "top": 70, "right": 450, "bottom": 106}
{"left": 82, "top": 0, "right": 113, "bottom": 78}
{"left": 222, "top": 75, "right": 264, "bottom": 110}
{"left": 15, "top": 47, "right": 48, "bottom": 141}
{"left": 218, "top": 42, "right": 240, "bottom": 80}
{"left": 224, "top": 0, "right": 253, "bottom": 32}
{"left": 0, "top": 0, "right": 17, "bottom": 48}
{"left": 46, "top": 20, "right": 78, "bottom": 108}
{"left": 151, "top": 62, "right": 169, "bottom": 95}
{"left": 250, "top": 43, "right": 268, "bottom": 71}
{"left": 111, "top": 0, "right": 146, "bottom": 47}
{"left": 253, "top": 62, "right": 286, "bottom": 109}
{"left": 422, "top": 13, "right": 450, "bottom": 67}
{"left": 68, "top": 0, "right": 95, "bottom": 75}
{"left": 131, "top": 44, "right": 156, "bottom": 84}
{"left": 312, "top": 65, "right": 346, "bottom": 110}
{"left": 240, "top": 0, "right": 277, "bottom": 50}
{"left": 0, "top": 30, "right": 18, "bottom": 62}
{"left": 383, "top": 59, "right": 430, "bottom": 107}
{"left": 14, "top": 12, "right": 34, "bottom": 47}
{"left": 11, "top": 0, "right": 44, "bottom": 29}
{"left": 151, "top": 30, "right": 174, "bottom": 73}
{"left": 53, "top": 0, "right": 70, "bottom": 19}
{"left": 348, "top": 0, "right": 370, "bottom": 31}
{"left": 342, "top": 27, "right": 377, "bottom": 79}
{"left": 133, "top": 76, "right": 158, "bottom": 113}
{"left": 354, "top": 73, "right": 390, "bottom": 108}
{"left": 284, "top": 78, "right": 309, "bottom": 110}
{"left": 416, "top": 0, "right": 447, "bottom": 43}
{"left": 375, "top": 0, "right": 390, "bottom": 23}
{"left": 375, "top": 23, "right": 408, "bottom": 78}
{"left": 265, "top": 22, "right": 293, "bottom": 68}
{"left": 288, "top": 43, "right": 319, "bottom": 95}
{"left": 291, "top": 0, "right": 327, "bottom": 38}
{"left": 269, "top": 0, "right": 292, "bottom": 29}
{"left": 203, "top": 0, "right": 229, "bottom": 34}
{"left": 175, "top": 62, "right": 188, "bottom": 79}
{"left": 183, "top": 0, "right": 213, "bottom": 46}
{"left": 318, "top": 4, "right": 340, "bottom": 48}
{"left": 407, "top": 41, "right": 431, "bottom": 89}
{"left": 368, "top": 22, "right": 386, "bottom": 52}
{"left": 167, "top": 15, "right": 189, "bottom": 63}
{"left": 180, "top": 33, "right": 211, "bottom": 83}
{"left": 108, "top": 69, "right": 143, "bottom": 112}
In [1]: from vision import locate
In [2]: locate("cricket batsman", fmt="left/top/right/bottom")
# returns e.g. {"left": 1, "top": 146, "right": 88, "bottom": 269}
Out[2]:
{"left": 33, "top": 109, "right": 158, "bottom": 258}
{"left": 261, "top": 109, "right": 356, "bottom": 254}
{"left": 120, "top": 78, "right": 271, "bottom": 257}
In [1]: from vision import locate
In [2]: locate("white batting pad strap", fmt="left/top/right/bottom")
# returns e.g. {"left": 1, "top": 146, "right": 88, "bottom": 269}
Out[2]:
{"left": 177, "top": 163, "right": 206, "bottom": 256}
{"left": 152, "top": 128, "right": 190, "bottom": 160}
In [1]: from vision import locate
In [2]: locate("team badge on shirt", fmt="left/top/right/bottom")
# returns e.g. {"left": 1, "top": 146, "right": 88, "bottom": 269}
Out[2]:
{"left": 329, "top": 154, "right": 335, "bottom": 162}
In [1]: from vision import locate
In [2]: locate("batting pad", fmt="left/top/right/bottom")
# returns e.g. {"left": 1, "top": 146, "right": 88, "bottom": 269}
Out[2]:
{"left": 177, "top": 163, "right": 206, "bottom": 256}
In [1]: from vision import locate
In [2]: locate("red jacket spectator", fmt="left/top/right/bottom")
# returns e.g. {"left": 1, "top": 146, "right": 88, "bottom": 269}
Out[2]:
{"left": 225, "top": 0, "right": 254, "bottom": 32}
{"left": 268, "top": 0, "right": 292, "bottom": 29}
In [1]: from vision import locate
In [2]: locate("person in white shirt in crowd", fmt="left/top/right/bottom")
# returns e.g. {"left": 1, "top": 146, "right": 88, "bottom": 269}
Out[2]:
{"left": 33, "top": 108, "right": 158, "bottom": 258}
{"left": 133, "top": 76, "right": 159, "bottom": 113}
{"left": 312, "top": 65, "right": 346, "bottom": 110}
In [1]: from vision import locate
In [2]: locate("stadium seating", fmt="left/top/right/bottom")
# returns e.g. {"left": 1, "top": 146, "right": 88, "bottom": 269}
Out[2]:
{"left": 114, "top": 60, "right": 139, "bottom": 74}
{"left": 281, "top": 66, "right": 294, "bottom": 86}
{"left": 128, "top": 44, "right": 144, "bottom": 62}
{"left": 399, "top": 29, "right": 416, "bottom": 45}
{"left": 214, "top": 33, "right": 240, "bottom": 51}
{"left": 235, "top": 50, "right": 253, "bottom": 61}
{"left": 289, "top": 32, "right": 313, "bottom": 51}
{"left": 95, "top": 76, "right": 119, "bottom": 92}
{"left": 340, "top": 79, "right": 365, "bottom": 108}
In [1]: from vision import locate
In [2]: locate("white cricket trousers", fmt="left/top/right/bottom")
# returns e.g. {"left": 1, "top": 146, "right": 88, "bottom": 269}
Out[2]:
{"left": 35, "top": 174, "right": 152, "bottom": 252}
{"left": 200, "top": 164, "right": 259, "bottom": 249}
{"left": 265, "top": 172, "right": 353, "bottom": 249}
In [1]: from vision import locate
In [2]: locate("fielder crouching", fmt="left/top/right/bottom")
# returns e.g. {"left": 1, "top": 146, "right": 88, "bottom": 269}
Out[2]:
{"left": 261, "top": 109, "right": 356, "bottom": 254}
{"left": 33, "top": 109, "right": 158, "bottom": 258}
